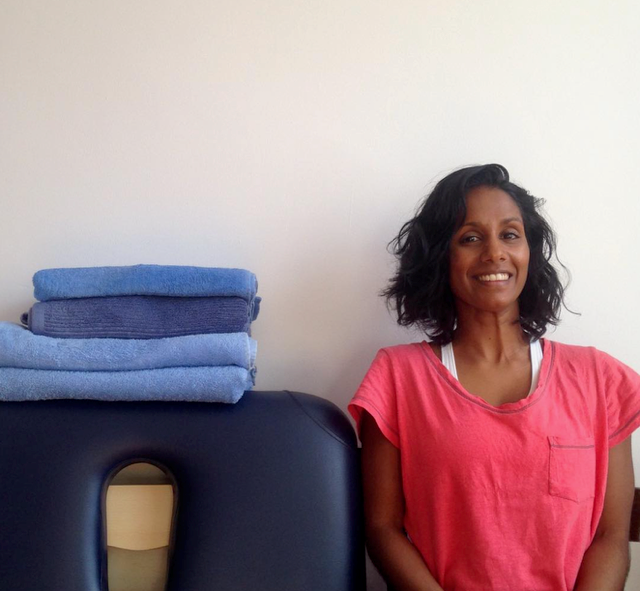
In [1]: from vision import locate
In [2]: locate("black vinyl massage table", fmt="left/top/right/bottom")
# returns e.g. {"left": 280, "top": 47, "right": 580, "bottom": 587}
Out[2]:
{"left": 0, "top": 390, "right": 365, "bottom": 591}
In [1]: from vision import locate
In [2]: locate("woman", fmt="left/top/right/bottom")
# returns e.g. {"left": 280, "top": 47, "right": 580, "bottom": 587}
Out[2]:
{"left": 349, "top": 164, "right": 640, "bottom": 591}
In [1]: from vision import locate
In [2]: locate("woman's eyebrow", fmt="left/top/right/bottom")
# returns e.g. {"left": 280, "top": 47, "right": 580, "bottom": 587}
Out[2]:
{"left": 462, "top": 217, "right": 523, "bottom": 227}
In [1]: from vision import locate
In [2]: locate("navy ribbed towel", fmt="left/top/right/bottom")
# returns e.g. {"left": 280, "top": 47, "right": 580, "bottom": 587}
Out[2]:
{"left": 0, "top": 322, "right": 257, "bottom": 371}
{"left": 22, "top": 295, "right": 260, "bottom": 339}
{"left": 0, "top": 366, "right": 253, "bottom": 403}
{"left": 33, "top": 265, "right": 258, "bottom": 302}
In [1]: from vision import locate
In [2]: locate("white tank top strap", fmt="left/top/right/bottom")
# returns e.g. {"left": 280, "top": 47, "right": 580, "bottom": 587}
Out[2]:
{"left": 440, "top": 341, "right": 458, "bottom": 380}
{"left": 439, "top": 339, "right": 544, "bottom": 397}
{"left": 528, "top": 339, "right": 543, "bottom": 395}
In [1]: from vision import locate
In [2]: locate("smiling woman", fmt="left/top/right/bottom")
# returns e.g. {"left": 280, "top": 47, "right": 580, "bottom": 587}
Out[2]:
{"left": 349, "top": 164, "right": 640, "bottom": 591}
{"left": 448, "top": 186, "right": 530, "bottom": 319}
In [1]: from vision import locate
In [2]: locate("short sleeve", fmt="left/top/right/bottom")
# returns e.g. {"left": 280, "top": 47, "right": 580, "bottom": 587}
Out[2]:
{"left": 598, "top": 351, "right": 640, "bottom": 447}
{"left": 348, "top": 349, "right": 400, "bottom": 448}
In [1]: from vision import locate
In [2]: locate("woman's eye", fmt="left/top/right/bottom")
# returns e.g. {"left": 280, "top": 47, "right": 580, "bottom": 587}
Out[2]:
{"left": 461, "top": 235, "right": 480, "bottom": 243}
{"left": 503, "top": 231, "right": 520, "bottom": 240}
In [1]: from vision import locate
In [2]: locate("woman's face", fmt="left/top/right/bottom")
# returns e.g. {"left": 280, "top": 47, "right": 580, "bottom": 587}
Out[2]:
{"left": 449, "top": 186, "right": 530, "bottom": 318}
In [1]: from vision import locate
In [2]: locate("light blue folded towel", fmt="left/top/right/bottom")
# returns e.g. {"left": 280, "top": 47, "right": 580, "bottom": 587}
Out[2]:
{"left": 33, "top": 265, "right": 258, "bottom": 302}
{"left": 0, "top": 366, "right": 253, "bottom": 403}
{"left": 0, "top": 323, "right": 257, "bottom": 371}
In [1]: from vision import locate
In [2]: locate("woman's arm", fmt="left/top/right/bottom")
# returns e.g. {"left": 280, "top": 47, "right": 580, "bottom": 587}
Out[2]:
{"left": 573, "top": 436, "right": 635, "bottom": 591}
{"left": 360, "top": 410, "right": 444, "bottom": 591}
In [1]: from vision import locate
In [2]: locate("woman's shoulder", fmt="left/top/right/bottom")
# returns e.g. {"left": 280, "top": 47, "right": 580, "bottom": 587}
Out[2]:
{"left": 545, "top": 339, "right": 597, "bottom": 359}
{"left": 366, "top": 341, "right": 443, "bottom": 382}
{"left": 376, "top": 341, "right": 433, "bottom": 363}
{"left": 546, "top": 339, "right": 638, "bottom": 377}
{"left": 548, "top": 338, "right": 615, "bottom": 358}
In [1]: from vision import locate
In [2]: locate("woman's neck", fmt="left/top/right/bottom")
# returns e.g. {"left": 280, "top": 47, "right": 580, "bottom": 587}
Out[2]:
{"left": 452, "top": 307, "right": 529, "bottom": 363}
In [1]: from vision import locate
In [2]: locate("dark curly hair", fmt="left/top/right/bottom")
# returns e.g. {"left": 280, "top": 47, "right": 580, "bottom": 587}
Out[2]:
{"left": 382, "top": 164, "right": 568, "bottom": 344}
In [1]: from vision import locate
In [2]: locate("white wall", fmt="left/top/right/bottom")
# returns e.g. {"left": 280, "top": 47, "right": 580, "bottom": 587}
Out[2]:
{"left": 1, "top": 1, "right": 639, "bottom": 589}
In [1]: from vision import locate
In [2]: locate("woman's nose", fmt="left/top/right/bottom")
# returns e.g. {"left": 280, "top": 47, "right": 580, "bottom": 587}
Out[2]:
{"left": 481, "top": 236, "right": 506, "bottom": 262}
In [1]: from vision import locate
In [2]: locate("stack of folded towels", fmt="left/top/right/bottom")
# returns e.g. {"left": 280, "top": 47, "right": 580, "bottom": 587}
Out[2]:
{"left": 0, "top": 265, "right": 259, "bottom": 403}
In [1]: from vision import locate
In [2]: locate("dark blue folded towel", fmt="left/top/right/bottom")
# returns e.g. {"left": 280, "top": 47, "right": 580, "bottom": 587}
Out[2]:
{"left": 33, "top": 265, "right": 258, "bottom": 302}
{"left": 23, "top": 296, "right": 260, "bottom": 339}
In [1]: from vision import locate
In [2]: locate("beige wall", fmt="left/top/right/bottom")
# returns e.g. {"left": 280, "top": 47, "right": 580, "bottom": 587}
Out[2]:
{"left": 1, "top": 1, "right": 639, "bottom": 589}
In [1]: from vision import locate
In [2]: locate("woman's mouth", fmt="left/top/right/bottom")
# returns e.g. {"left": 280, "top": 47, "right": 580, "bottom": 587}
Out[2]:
{"left": 476, "top": 273, "right": 511, "bottom": 282}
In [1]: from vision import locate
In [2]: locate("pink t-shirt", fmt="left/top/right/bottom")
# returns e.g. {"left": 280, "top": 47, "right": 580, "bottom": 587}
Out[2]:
{"left": 349, "top": 339, "right": 640, "bottom": 591}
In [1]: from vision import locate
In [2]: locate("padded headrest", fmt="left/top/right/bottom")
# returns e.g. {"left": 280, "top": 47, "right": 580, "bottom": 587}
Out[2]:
{"left": 0, "top": 391, "right": 365, "bottom": 591}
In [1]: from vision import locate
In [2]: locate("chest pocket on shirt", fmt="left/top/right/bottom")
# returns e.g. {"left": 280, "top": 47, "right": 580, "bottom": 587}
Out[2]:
{"left": 548, "top": 435, "right": 596, "bottom": 503}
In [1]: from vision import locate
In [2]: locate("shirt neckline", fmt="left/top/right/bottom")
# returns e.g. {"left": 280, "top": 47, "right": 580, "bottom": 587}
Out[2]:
{"left": 419, "top": 338, "right": 555, "bottom": 414}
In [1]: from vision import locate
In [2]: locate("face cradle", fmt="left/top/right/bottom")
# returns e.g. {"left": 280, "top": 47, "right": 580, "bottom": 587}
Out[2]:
{"left": 448, "top": 186, "right": 530, "bottom": 317}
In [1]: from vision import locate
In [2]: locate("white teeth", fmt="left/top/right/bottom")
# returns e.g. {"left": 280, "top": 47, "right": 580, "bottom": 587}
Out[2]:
{"left": 478, "top": 273, "right": 510, "bottom": 281}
